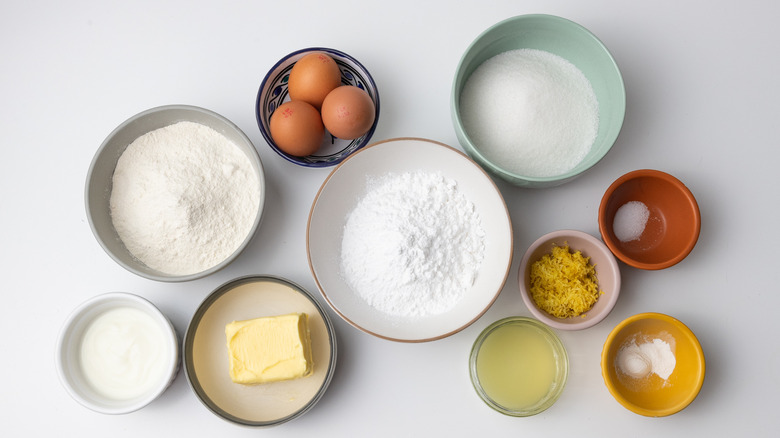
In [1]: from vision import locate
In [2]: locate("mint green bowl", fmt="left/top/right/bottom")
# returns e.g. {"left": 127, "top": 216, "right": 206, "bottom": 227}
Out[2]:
{"left": 451, "top": 14, "right": 626, "bottom": 188}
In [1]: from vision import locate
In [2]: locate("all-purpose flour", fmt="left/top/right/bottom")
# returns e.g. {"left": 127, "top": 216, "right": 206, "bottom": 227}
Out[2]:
{"left": 339, "top": 171, "right": 485, "bottom": 318}
{"left": 110, "top": 121, "right": 260, "bottom": 275}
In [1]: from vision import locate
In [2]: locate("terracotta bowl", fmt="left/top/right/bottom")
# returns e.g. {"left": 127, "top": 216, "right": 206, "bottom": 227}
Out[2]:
{"left": 598, "top": 169, "right": 700, "bottom": 270}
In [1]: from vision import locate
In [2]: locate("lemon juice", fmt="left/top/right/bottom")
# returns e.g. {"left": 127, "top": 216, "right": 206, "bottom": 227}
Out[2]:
{"left": 476, "top": 322, "right": 557, "bottom": 410}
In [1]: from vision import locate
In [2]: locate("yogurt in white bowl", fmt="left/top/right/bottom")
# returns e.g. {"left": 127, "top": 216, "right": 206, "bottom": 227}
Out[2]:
{"left": 56, "top": 292, "right": 179, "bottom": 414}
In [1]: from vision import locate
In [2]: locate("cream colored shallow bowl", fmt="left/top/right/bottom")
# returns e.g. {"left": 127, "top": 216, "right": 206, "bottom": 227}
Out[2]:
{"left": 307, "top": 137, "right": 513, "bottom": 342}
{"left": 183, "top": 275, "right": 337, "bottom": 427}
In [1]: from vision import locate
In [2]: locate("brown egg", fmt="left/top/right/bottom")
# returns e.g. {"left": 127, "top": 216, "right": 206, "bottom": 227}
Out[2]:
{"left": 269, "top": 100, "right": 324, "bottom": 157}
{"left": 321, "top": 86, "right": 376, "bottom": 140}
{"left": 288, "top": 52, "right": 342, "bottom": 110}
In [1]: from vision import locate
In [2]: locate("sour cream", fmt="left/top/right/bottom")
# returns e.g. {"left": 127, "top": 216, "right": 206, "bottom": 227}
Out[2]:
{"left": 79, "top": 306, "right": 171, "bottom": 400}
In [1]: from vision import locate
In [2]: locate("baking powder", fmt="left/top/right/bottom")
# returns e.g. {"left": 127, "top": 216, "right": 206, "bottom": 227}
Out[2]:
{"left": 110, "top": 121, "right": 260, "bottom": 275}
{"left": 613, "top": 201, "right": 650, "bottom": 242}
{"left": 616, "top": 337, "right": 676, "bottom": 380}
{"left": 339, "top": 171, "right": 485, "bottom": 318}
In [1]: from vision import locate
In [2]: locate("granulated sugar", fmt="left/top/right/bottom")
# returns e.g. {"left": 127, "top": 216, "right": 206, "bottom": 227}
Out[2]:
{"left": 459, "top": 48, "right": 599, "bottom": 177}
{"left": 339, "top": 171, "right": 485, "bottom": 318}
{"left": 613, "top": 201, "right": 650, "bottom": 242}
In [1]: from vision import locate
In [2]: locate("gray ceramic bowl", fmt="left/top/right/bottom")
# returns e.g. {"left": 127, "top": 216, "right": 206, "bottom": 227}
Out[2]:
{"left": 256, "top": 47, "right": 380, "bottom": 167}
{"left": 451, "top": 14, "right": 625, "bottom": 188}
{"left": 85, "top": 105, "right": 266, "bottom": 282}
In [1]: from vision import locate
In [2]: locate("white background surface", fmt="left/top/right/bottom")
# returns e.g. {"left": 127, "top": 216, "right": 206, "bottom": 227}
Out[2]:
{"left": 2, "top": 0, "right": 778, "bottom": 436}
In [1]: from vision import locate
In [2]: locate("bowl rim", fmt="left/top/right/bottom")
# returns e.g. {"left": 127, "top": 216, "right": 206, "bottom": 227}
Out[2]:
{"left": 255, "top": 46, "right": 381, "bottom": 168}
{"left": 451, "top": 13, "right": 626, "bottom": 187}
{"left": 181, "top": 274, "right": 338, "bottom": 427}
{"left": 518, "top": 229, "right": 621, "bottom": 330}
{"left": 55, "top": 292, "right": 180, "bottom": 415}
{"left": 598, "top": 169, "right": 701, "bottom": 270}
{"left": 306, "top": 137, "right": 513, "bottom": 343}
{"left": 600, "top": 312, "right": 706, "bottom": 417}
{"left": 469, "top": 316, "right": 569, "bottom": 416}
{"left": 84, "top": 104, "right": 266, "bottom": 282}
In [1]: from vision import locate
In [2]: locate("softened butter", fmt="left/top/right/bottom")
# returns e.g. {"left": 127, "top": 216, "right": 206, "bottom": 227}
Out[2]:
{"left": 225, "top": 313, "right": 313, "bottom": 384}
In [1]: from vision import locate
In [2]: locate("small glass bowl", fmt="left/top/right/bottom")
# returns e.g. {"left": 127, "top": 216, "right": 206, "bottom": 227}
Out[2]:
{"left": 469, "top": 317, "right": 568, "bottom": 416}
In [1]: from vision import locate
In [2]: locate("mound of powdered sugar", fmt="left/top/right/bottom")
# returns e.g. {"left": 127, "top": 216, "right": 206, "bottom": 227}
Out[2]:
{"left": 339, "top": 171, "right": 485, "bottom": 318}
{"left": 110, "top": 121, "right": 260, "bottom": 275}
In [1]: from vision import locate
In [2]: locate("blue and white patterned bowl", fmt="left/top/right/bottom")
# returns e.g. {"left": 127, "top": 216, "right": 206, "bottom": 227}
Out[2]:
{"left": 256, "top": 47, "right": 380, "bottom": 167}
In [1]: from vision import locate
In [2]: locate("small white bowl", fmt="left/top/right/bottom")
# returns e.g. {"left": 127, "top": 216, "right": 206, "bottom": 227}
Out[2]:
{"left": 56, "top": 292, "right": 179, "bottom": 414}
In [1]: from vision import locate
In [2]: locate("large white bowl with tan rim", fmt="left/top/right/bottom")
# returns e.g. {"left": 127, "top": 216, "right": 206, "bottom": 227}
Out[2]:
{"left": 307, "top": 137, "right": 513, "bottom": 342}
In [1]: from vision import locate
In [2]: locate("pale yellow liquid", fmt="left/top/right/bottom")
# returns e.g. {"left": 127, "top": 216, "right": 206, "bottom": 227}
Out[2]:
{"left": 476, "top": 323, "right": 557, "bottom": 410}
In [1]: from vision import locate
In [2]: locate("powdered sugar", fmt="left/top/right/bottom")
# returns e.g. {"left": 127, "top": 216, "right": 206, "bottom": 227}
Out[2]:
{"left": 339, "top": 171, "right": 485, "bottom": 318}
{"left": 110, "top": 121, "right": 260, "bottom": 275}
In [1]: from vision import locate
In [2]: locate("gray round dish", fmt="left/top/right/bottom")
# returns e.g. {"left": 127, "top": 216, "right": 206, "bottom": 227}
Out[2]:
{"left": 85, "top": 105, "right": 266, "bottom": 282}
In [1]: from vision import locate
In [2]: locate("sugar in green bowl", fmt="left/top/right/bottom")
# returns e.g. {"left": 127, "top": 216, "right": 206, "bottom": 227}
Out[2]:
{"left": 451, "top": 14, "right": 626, "bottom": 188}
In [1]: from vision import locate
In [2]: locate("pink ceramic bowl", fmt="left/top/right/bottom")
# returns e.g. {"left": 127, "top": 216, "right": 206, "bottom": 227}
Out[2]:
{"left": 518, "top": 230, "right": 621, "bottom": 330}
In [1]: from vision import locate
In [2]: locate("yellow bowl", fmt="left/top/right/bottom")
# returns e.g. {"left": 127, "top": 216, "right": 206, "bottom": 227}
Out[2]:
{"left": 601, "top": 313, "right": 705, "bottom": 417}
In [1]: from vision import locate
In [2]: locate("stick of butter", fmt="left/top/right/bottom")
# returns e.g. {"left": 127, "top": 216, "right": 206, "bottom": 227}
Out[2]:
{"left": 225, "top": 313, "right": 314, "bottom": 385}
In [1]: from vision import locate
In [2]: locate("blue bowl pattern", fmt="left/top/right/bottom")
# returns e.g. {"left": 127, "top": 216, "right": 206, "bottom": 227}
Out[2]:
{"left": 256, "top": 47, "right": 380, "bottom": 167}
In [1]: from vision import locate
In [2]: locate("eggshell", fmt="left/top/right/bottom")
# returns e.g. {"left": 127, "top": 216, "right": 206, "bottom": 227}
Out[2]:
{"left": 288, "top": 52, "right": 342, "bottom": 110}
{"left": 321, "top": 86, "right": 376, "bottom": 140}
{"left": 269, "top": 100, "right": 324, "bottom": 157}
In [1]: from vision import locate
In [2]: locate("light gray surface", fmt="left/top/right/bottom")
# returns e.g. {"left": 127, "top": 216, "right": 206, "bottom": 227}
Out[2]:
{"left": 2, "top": 1, "right": 777, "bottom": 436}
